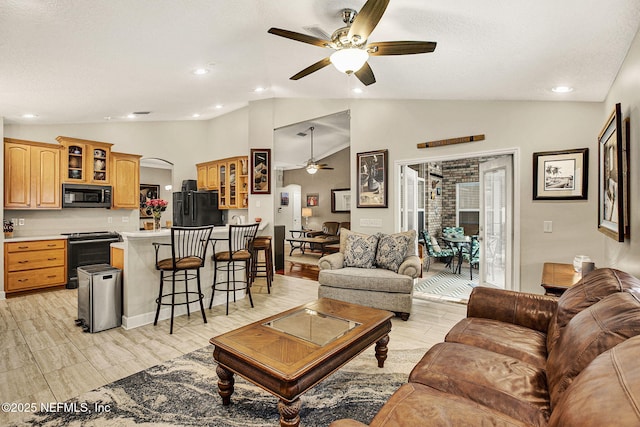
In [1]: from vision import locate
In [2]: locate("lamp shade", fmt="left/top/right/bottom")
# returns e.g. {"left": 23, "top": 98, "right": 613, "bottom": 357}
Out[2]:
{"left": 301, "top": 208, "right": 313, "bottom": 218}
{"left": 330, "top": 48, "right": 368, "bottom": 74}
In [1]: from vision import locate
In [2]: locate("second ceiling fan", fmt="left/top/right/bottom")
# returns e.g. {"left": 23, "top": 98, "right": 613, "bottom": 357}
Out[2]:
{"left": 268, "top": 0, "right": 437, "bottom": 86}
{"left": 299, "top": 126, "right": 334, "bottom": 174}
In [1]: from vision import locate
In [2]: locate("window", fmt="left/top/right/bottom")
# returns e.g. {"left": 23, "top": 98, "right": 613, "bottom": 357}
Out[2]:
{"left": 456, "top": 182, "right": 479, "bottom": 235}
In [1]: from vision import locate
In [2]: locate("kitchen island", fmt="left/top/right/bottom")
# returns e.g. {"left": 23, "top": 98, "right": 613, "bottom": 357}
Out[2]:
{"left": 117, "top": 223, "right": 268, "bottom": 329}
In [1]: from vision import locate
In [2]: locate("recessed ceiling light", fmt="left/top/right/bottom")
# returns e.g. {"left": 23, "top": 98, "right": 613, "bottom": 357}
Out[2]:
{"left": 22, "top": 113, "right": 38, "bottom": 118}
{"left": 193, "top": 68, "right": 209, "bottom": 75}
{"left": 103, "top": 116, "right": 112, "bottom": 120}
{"left": 352, "top": 87, "right": 363, "bottom": 94}
{"left": 552, "top": 86, "right": 574, "bottom": 93}
{"left": 127, "top": 113, "right": 136, "bottom": 119}
{"left": 254, "top": 86, "right": 266, "bottom": 93}
{"left": 215, "top": 104, "right": 223, "bottom": 109}
{"left": 192, "top": 113, "right": 201, "bottom": 118}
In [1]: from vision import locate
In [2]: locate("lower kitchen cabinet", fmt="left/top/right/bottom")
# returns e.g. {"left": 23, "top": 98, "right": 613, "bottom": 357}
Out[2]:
{"left": 4, "top": 239, "right": 68, "bottom": 294}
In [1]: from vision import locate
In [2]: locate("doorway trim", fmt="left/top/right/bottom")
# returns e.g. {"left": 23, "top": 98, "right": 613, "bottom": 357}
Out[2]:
{"left": 394, "top": 147, "right": 521, "bottom": 291}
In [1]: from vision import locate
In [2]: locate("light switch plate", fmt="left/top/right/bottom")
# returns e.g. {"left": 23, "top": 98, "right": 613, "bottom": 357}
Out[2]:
{"left": 543, "top": 221, "right": 552, "bottom": 233}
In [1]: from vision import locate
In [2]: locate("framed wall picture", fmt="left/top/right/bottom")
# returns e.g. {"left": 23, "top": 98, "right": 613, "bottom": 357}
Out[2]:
{"left": 623, "top": 116, "right": 631, "bottom": 237}
{"left": 250, "top": 148, "right": 271, "bottom": 194}
{"left": 357, "top": 149, "right": 388, "bottom": 208}
{"left": 532, "top": 148, "right": 588, "bottom": 200}
{"left": 139, "top": 184, "right": 160, "bottom": 218}
{"left": 598, "top": 103, "right": 625, "bottom": 242}
{"left": 280, "top": 192, "right": 289, "bottom": 206}
{"left": 306, "top": 193, "right": 319, "bottom": 207}
{"left": 331, "top": 188, "right": 351, "bottom": 213}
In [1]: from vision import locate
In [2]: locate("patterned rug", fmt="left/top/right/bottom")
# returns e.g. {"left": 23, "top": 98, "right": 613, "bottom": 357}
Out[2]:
{"left": 414, "top": 269, "right": 478, "bottom": 303}
{"left": 19, "top": 346, "right": 425, "bottom": 427}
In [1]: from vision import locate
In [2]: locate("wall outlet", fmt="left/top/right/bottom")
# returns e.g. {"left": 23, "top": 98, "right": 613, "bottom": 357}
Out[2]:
{"left": 122, "top": 217, "right": 129, "bottom": 223}
{"left": 18, "top": 218, "right": 25, "bottom": 226}
{"left": 11, "top": 218, "right": 18, "bottom": 226}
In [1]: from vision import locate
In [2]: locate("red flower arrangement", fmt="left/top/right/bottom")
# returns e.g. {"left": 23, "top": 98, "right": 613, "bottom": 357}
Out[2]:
{"left": 144, "top": 199, "right": 168, "bottom": 219}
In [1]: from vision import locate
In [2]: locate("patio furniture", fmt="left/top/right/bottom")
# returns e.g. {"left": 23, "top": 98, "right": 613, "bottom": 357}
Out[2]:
{"left": 420, "top": 231, "right": 455, "bottom": 272}
{"left": 462, "top": 235, "right": 480, "bottom": 279}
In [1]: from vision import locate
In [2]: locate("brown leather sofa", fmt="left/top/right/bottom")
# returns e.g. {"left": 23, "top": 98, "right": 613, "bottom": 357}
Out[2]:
{"left": 330, "top": 268, "right": 640, "bottom": 426}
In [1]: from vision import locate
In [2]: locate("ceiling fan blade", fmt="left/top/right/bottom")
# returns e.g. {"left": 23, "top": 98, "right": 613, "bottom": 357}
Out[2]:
{"left": 348, "top": 0, "right": 390, "bottom": 43}
{"left": 318, "top": 165, "right": 334, "bottom": 170}
{"left": 355, "top": 62, "right": 376, "bottom": 86}
{"left": 368, "top": 41, "right": 437, "bottom": 56}
{"left": 290, "top": 57, "right": 332, "bottom": 80}
{"left": 268, "top": 28, "right": 332, "bottom": 48}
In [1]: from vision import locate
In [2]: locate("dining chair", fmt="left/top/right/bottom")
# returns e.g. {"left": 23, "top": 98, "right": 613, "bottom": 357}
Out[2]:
{"left": 421, "top": 231, "right": 455, "bottom": 272}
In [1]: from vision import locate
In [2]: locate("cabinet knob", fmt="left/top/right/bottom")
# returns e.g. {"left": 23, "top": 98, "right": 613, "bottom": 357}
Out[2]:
{"left": 47, "top": 258, "right": 57, "bottom": 261}
{"left": 18, "top": 260, "right": 29, "bottom": 264}
{"left": 18, "top": 279, "right": 29, "bottom": 282}
{"left": 18, "top": 246, "right": 29, "bottom": 249}
{"left": 47, "top": 275, "right": 56, "bottom": 278}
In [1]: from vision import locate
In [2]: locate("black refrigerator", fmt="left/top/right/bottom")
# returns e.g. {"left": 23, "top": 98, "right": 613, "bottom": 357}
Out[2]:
{"left": 172, "top": 190, "right": 224, "bottom": 226}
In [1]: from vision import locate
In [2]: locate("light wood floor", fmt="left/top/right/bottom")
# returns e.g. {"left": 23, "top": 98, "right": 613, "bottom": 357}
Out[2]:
{"left": 0, "top": 274, "right": 466, "bottom": 425}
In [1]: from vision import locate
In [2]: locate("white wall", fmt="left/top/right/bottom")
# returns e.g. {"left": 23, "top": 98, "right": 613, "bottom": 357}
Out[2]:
{"left": 602, "top": 27, "right": 640, "bottom": 275}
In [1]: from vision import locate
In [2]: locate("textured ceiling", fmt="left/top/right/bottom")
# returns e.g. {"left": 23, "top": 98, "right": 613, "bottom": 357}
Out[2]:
{"left": 1, "top": 1, "right": 640, "bottom": 165}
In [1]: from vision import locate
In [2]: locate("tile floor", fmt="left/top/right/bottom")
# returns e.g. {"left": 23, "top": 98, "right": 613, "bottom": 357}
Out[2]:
{"left": 0, "top": 273, "right": 466, "bottom": 425}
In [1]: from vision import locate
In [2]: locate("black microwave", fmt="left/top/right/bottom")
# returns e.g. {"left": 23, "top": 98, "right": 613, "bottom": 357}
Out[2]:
{"left": 62, "top": 184, "right": 112, "bottom": 208}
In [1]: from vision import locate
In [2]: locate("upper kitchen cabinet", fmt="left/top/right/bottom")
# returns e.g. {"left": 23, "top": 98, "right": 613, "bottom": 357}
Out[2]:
{"left": 111, "top": 151, "right": 141, "bottom": 209}
{"left": 196, "top": 160, "right": 219, "bottom": 191}
{"left": 4, "top": 138, "right": 61, "bottom": 209}
{"left": 218, "top": 156, "right": 248, "bottom": 209}
{"left": 56, "top": 136, "right": 113, "bottom": 184}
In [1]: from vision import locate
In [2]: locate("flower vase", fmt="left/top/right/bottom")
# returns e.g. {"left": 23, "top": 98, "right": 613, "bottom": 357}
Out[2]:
{"left": 154, "top": 216, "right": 161, "bottom": 231}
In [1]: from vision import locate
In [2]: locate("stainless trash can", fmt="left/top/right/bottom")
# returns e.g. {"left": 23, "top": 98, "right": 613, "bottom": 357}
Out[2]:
{"left": 75, "top": 264, "right": 122, "bottom": 333}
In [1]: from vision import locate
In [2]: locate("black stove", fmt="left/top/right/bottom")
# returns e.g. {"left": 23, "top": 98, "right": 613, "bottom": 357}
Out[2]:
{"left": 62, "top": 231, "right": 121, "bottom": 288}
{"left": 62, "top": 231, "right": 120, "bottom": 241}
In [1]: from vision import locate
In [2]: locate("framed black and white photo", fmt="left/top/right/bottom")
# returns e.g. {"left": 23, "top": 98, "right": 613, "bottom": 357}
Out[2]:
{"left": 250, "top": 148, "right": 271, "bottom": 194}
{"left": 598, "top": 103, "right": 625, "bottom": 242}
{"left": 532, "top": 148, "right": 588, "bottom": 200}
{"left": 357, "top": 149, "right": 388, "bottom": 208}
{"left": 139, "top": 184, "right": 160, "bottom": 218}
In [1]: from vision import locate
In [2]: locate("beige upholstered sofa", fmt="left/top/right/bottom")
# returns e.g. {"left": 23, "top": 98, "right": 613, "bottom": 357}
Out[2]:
{"left": 318, "top": 229, "right": 421, "bottom": 320}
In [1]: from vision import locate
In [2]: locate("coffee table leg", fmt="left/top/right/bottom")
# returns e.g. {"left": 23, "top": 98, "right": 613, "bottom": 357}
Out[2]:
{"left": 277, "top": 398, "right": 301, "bottom": 427}
{"left": 375, "top": 334, "right": 390, "bottom": 368}
{"left": 216, "top": 365, "right": 235, "bottom": 405}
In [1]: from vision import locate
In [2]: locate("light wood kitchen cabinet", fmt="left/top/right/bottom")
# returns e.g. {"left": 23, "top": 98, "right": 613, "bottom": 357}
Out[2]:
{"left": 196, "top": 160, "right": 219, "bottom": 190}
{"left": 56, "top": 136, "right": 113, "bottom": 184}
{"left": 4, "top": 239, "right": 67, "bottom": 294}
{"left": 111, "top": 151, "right": 141, "bottom": 209}
{"left": 4, "top": 138, "right": 61, "bottom": 209}
{"left": 217, "top": 156, "right": 248, "bottom": 209}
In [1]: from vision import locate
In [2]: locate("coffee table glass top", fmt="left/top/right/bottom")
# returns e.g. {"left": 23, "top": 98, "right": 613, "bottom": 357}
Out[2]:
{"left": 263, "top": 308, "right": 361, "bottom": 346}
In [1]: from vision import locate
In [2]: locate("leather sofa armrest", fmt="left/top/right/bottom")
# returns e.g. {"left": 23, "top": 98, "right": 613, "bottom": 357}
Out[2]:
{"left": 397, "top": 255, "right": 422, "bottom": 278}
{"left": 318, "top": 252, "right": 344, "bottom": 270}
{"left": 467, "top": 287, "right": 558, "bottom": 333}
{"left": 329, "top": 420, "right": 368, "bottom": 427}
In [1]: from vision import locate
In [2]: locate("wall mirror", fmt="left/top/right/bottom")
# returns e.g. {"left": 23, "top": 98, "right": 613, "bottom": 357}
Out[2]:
{"left": 331, "top": 188, "right": 351, "bottom": 213}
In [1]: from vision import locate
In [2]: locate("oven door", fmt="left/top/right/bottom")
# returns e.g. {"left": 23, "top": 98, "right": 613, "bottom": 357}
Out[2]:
{"left": 67, "top": 237, "right": 120, "bottom": 288}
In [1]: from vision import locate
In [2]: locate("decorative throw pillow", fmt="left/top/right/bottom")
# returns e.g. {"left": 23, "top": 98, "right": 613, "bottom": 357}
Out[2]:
{"left": 430, "top": 236, "right": 442, "bottom": 252}
{"left": 344, "top": 233, "right": 379, "bottom": 268}
{"left": 376, "top": 233, "right": 410, "bottom": 272}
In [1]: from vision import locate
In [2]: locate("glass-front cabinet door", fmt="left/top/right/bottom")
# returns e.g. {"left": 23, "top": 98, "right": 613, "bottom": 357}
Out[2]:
{"left": 219, "top": 163, "right": 227, "bottom": 208}
{"left": 229, "top": 161, "right": 237, "bottom": 208}
{"left": 56, "top": 136, "right": 112, "bottom": 184}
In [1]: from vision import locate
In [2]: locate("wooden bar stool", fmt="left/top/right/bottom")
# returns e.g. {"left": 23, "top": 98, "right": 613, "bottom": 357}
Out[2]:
{"left": 250, "top": 236, "right": 273, "bottom": 293}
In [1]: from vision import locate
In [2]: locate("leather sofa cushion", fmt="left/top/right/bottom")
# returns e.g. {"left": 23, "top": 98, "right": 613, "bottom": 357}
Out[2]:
{"left": 547, "top": 268, "right": 640, "bottom": 352}
{"left": 409, "top": 342, "right": 550, "bottom": 426}
{"left": 446, "top": 317, "right": 547, "bottom": 369}
{"left": 318, "top": 268, "right": 414, "bottom": 293}
{"left": 547, "top": 291, "right": 640, "bottom": 408}
{"left": 548, "top": 335, "right": 640, "bottom": 427}
{"left": 366, "top": 383, "right": 530, "bottom": 427}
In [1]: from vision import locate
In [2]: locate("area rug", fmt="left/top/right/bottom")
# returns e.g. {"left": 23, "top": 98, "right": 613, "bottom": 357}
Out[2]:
{"left": 414, "top": 269, "right": 478, "bottom": 303}
{"left": 20, "top": 346, "right": 425, "bottom": 427}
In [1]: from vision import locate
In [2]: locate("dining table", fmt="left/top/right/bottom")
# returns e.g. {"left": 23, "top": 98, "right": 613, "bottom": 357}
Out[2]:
{"left": 441, "top": 235, "right": 473, "bottom": 276}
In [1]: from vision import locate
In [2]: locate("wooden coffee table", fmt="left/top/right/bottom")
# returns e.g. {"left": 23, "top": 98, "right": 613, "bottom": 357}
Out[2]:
{"left": 210, "top": 298, "right": 393, "bottom": 427}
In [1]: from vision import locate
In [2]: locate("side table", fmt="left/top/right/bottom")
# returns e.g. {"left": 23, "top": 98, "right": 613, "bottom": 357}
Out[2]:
{"left": 541, "top": 262, "right": 581, "bottom": 296}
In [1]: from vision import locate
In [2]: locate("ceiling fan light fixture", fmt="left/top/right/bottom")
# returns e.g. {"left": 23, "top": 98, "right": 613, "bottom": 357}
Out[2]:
{"left": 330, "top": 48, "right": 368, "bottom": 74}
{"left": 306, "top": 163, "right": 319, "bottom": 174}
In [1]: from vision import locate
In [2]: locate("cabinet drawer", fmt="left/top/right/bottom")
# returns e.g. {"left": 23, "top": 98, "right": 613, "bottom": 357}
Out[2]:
{"left": 6, "top": 239, "right": 66, "bottom": 252}
{"left": 7, "top": 249, "right": 66, "bottom": 272}
{"left": 6, "top": 266, "right": 66, "bottom": 291}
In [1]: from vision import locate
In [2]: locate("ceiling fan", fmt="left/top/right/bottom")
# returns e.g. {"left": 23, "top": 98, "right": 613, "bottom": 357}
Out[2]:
{"left": 298, "top": 126, "right": 334, "bottom": 174}
{"left": 267, "top": 0, "right": 437, "bottom": 86}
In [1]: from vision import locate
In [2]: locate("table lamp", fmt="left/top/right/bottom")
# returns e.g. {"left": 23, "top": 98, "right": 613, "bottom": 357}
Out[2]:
{"left": 302, "top": 207, "right": 312, "bottom": 229}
